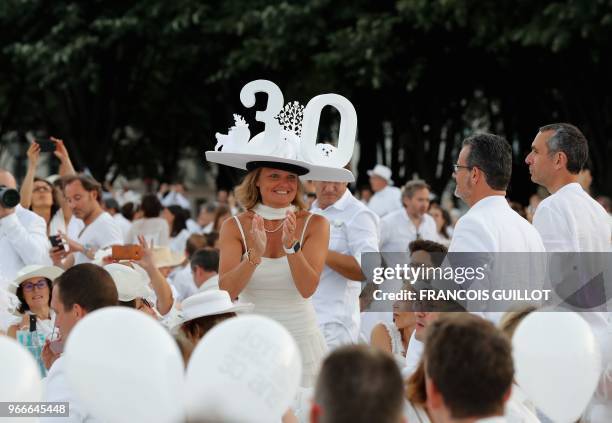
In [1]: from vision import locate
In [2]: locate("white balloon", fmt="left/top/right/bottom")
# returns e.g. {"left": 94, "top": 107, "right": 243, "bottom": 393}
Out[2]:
{"left": 513, "top": 312, "right": 601, "bottom": 422}
{"left": 64, "top": 307, "right": 185, "bottom": 423}
{"left": 0, "top": 336, "right": 43, "bottom": 399}
{"left": 185, "top": 315, "right": 302, "bottom": 422}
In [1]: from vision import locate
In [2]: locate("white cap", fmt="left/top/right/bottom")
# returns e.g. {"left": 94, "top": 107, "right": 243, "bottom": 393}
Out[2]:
{"left": 367, "top": 164, "right": 393, "bottom": 185}
{"left": 104, "top": 263, "right": 153, "bottom": 302}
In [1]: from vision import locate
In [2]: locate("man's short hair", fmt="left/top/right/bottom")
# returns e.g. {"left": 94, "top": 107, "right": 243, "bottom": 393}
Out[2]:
{"left": 185, "top": 234, "right": 207, "bottom": 258}
{"left": 140, "top": 194, "right": 163, "bottom": 218}
{"left": 190, "top": 248, "right": 219, "bottom": 273}
{"left": 54, "top": 263, "right": 118, "bottom": 312}
{"left": 402, "top": 179, "right": 430, "bottom": 199}
{"left": 103, "top": 198, "right": 120, "bottom": 212}
{"left": 314, "top": 345, "right": 404, "bottom": 423}
{"left": 62, "top": 174, "right": 103, "bottom": 202}
{"left": 462, "top": 134, "right": 512, "bottom": 190}
{"left": 408, "top": 239, "right": 448, "bottom": 267}
{"left": 425, "top": 314, "right": 513, "bottom": 419}
{"left": 539, "top": 123, "right": 589, "bottom": 174}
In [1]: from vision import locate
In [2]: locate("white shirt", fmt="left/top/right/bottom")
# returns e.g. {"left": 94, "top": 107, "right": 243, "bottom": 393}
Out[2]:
{"left": 198, "top": 274, "right": 220, "bottom": 293}
{"left": 42, "top": 356, "right": 99, "bottom": 422}
{"left": 126, "top": 217, "right": 170, "bottom": 247}
{"left": 169, "top": 228, "right": 190, "bottom": 254}
{"left": 533, "top": 183, "right": 611, "bottom": 252}
{"left": 74, "top": 212, "right": 123, "bottom": 264}
{"left": 160, "top": 191, "right": 190, "bottom": 210}
{"left": 0, "top": 205, "right": 51, "bottom": 283}
{"left": 169, "top": 264, "right": 198, "bottom": 301}
{"left": 113, "top": 213, "right": 132, "bottom": 243}
{"left": 380, "top": 209, "right": 439, "bottom": 253}
{"left": 49, "top": 209, "right": 85, "bottom": 238}
{"left": 311, "top": 190, "right": 380, "bottom": 338}
{"left": 449, "top": 196, "right": 545, "bottom": 253}
{"left": 367, "top": 185, "right": 402, "bottom": 217}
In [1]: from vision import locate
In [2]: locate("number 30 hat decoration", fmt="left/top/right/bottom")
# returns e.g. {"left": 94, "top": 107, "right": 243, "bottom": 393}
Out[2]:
{"left": 206, "top": 80, "right": 356, "bottom": 182}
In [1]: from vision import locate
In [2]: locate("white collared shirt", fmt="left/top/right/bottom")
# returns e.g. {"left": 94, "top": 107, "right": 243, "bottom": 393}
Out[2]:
{"left": 0, "top": 205, "right": 51, "bottom": 283}
{"left": 198, "top": 274, "right": 220, "bottom": 293}
{"left": 379, "top": 209, "right": 439, "bottom": 253}
{"left": 533, "top": 183, "right": 611, "bottom": 252}
{"left": 311, "top": 190, "right": 380, "bottom": 333}
{"left": 74, "top": 212, "right": 124, "bottom": 264}
{"left": 449, "top": 196, "right": 545, "bottom": 253}
{"left": 367, "top": 185, "right": 402, "bottom": 217}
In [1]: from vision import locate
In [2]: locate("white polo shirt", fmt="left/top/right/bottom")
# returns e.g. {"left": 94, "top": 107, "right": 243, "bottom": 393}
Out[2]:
{"left": 311, "top": 189, "right": 380, "bottom": 340}
{"left": 367, "top": 185, "right": 402, "bottom": 218}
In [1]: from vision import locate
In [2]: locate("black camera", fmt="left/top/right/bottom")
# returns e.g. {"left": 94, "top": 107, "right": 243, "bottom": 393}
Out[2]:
{"left": 0, "top": 185, "right": 20, "bottom": 208}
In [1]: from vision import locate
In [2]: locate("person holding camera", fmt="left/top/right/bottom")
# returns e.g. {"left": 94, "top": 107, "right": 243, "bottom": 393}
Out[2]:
{"left": 0, "top": 169, "right": 52, "bottom": 286}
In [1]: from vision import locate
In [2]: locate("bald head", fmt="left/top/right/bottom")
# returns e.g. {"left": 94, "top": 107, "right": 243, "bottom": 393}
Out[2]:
{"left": 0, "top": 169, "right": 17, "bottom": 189}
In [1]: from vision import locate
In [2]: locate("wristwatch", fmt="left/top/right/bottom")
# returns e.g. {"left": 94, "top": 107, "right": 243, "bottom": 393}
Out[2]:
{"left": 283, "top": 241, "right": 301, "bottom": 255}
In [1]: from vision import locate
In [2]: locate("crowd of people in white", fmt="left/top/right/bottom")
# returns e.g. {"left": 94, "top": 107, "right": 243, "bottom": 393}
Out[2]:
{"left": 1, "top": 111, "right": 611, "bottom": 423}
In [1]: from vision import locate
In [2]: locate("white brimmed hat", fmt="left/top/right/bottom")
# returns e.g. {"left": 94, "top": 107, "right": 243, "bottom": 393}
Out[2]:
{"left": 367, "top": 164, "right": 394, "bottom": 185}
{"left": 8, "top": 265, "right": 64, "bottom": 295}
{"left": 206, "top": 80, "right": 356, "bottom": 183}
{"left": 177, "top": 290, "right": 253, "bottom": 326}
{"left": 151, "top": 247, "right": 185, "bottom": 268}
{"left": 104, "top": 263, "right": 154, "bottom": 302}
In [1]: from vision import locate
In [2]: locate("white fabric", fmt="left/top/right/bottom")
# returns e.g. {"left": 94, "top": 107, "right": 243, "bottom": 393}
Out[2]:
{"left": 404, "top": 331, "right": 423, "bottom": 375}
{"left": 169, "top": 228, "right": 190, "bottom": 254}
{"left": 160, "top": 191, "right": 191, "bottom": 210}
{"left": 42, "top": 356, "right": 100, "bottom": 422}
{"left": 169, "top": 264, "right": 198, "bottom": 302}
{"left": 380, "top": 209, "right": 439, "bottom": 253}
{"left": 403, "top": 401, "right": 431, "bottom": 423}
{"left": 186, "top": 218, "right": 201, "bottom": 234}
{"left": 253, "top": 203, "right": 295, "bottom": 220}
{"left": 311, "top": 189, "right": 379, "bottom": 345}
{"left": 49, "top": 209, "right": 85, "bottom": 238}
{"left": 198, "top": 274, "right": 220, "bottom": 293}
{"left": 533, "top": 183, "right": 610, "bottom": 252}
{"left": 74, "top": 212, "right": 123, "bottom": 265}
{"left": 113, "top": 213, "right": 132, "bottom": 243}
{"left": 506, "top": 384, "right": 540, "bottom": 423}
{"left": 126, "top": 217, "right": 170, "bottom": 247}
{"left": 0, "top": 205, "right": 51, "bottom": 284}
{"left": 359, "top": 311, "right": 393, "bottom": 346}
{"left": 449, "top": 196, "right": 545, "bottom": 253}
{"left": 367, "top": 185, "right": 402, "bottom": 217}
{"left": 233, "top": 215, "right": 327, "bottom": 387}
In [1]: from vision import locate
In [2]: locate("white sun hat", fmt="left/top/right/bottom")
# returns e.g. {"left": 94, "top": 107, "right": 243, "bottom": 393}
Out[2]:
{"left": 206, "top": 79, "right": 357, "bottom": 182}
{"left": 8, "top": 265, "right": 64, "bottom": 296}
{"left": 104, "top": 263, "right": 154, "bottom": 302}
{"left": 176, "top": 290, "right": 253, "bottom": 326}
{"left": 367, "top": 164, "right": 394, "bottom": 185}
{"left": 151, "top": 247, "right": 185, "bottom": 268}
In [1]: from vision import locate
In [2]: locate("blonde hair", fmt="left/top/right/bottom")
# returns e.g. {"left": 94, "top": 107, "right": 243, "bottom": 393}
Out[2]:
{"left": 234, "top": 167, "right": 307, "bottom": 210}
{"left": 499, "top": 305, "right": 537, "bottom": 339}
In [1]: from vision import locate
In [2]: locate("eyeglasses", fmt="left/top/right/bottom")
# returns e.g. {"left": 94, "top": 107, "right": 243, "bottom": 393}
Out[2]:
{"left": 22, "top": 279, "right": 48, "bottom": 291}
{"left": 452, "top": 164, "right": 473, "bottom": 173}
{"left": 33, "top": 186, "right": 52, "bottom": 193}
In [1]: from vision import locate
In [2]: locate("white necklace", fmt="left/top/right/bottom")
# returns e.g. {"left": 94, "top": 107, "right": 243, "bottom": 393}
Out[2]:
{"left": 252, "top": 203, "right": 295, "bottom": 220}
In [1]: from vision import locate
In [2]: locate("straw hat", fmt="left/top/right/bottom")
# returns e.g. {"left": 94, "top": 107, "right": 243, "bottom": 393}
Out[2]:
{"left": 176, "top": 290, "right": 253, "bottom": 327}
{"left": 151, "top": 247, "right": 185, "bottom": 268}
{"left": 8, "top": 265, "right": 64, "bottom": 296}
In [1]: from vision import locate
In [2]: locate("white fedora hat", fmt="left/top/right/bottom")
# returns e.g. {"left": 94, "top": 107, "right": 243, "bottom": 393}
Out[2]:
{"left": 8, "top": 265, "right": 64, "bottom": 296}
{"left": 177, "top": 290, "right": 253, "bottom": 326}
{"left": 151, "top": 247, "right": 185, "bottom": 268}
{"left": 104, "top": 263, "right": 154, "bottom": 302}
{"left": 367, "top": 164, "right": 394, "bottom": 185}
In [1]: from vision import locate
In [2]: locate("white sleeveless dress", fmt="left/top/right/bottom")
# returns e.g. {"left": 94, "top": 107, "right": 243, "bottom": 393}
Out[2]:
{"left": 380, "top": 321, "right": 406, "bottom": 367}
{"left": 233, "top": 215, "right": 328, "bottom": 387}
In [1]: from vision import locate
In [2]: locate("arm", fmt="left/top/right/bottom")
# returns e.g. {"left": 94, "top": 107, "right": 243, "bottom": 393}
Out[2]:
{"left": 52, "top": 137, "right": 76, "bottom": 176}
{"left": 285, "top": 213, "right": 330, "bottom": 298}
{"left": 135, "top": 235, "right": 173, "bottom": 315}
{"left": 370, "top": 323, "right": 393, "bottom": 354}
{"left": 20, "top": 142, "right": 40, "bottom": 209}
{"left": 0, "top": 209, "right": 51, "bottom": 266}
{"left": 218, "top": 216, "right": 263, "bottom": 299}
{"left": 326, "top": 251, "right": 364, "bottom": 281}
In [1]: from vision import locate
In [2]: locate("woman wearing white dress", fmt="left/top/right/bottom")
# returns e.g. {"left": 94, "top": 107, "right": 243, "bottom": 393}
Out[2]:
{"left": 370, "top": 303, "right": 416, "bottom": 367}
{"left": 218, "top": 166, "right": 330, "bottom": 387}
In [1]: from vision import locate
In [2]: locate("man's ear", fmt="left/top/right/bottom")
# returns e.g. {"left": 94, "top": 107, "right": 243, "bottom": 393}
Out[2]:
{"left": 555, "top": 151, "right": 568, "bottom": 170}
{"left": 502, "top": 384, "right": 512, "bottom": 405}
{"left": 73, "top": 303, "right": 87, "bottom": 320}
{"left": 309, "top": 402, "right": 322, "bottom": 423}
{"left": 425, "top": 377, "right": 443, "bottom": 411}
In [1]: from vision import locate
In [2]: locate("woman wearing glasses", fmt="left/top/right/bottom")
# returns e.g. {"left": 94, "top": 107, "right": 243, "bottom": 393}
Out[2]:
{"left": 7, "top": 265, "right": 64, "bottom": 339}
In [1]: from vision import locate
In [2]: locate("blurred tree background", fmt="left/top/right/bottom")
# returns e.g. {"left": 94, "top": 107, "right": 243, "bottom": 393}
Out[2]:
{"left": 0, "top": 0, "right": 611, "bottom": 201}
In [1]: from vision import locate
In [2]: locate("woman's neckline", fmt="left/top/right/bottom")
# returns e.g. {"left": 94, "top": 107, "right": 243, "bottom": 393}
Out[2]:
{"left": 252, "top": 203, "right": 296, "bottom": 220}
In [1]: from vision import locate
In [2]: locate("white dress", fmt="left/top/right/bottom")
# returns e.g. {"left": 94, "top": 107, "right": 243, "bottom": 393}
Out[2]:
{"left": 380, "top": 321, "right": 406, "bottom": 367}
{"left": 233, "top": 215, "right": 327, "bottom": 387}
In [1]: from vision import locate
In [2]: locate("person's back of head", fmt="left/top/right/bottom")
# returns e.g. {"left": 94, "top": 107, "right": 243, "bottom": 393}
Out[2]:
{"left": 312, "top": 345, "right": 404, "bottom": 423}
{"left": 462, "top": 133, "right": 512, "bottom": 192}
{"left": 141, "top": 194, "right": 163, "bottom": 218}
{"left": 408, "top": 239, "right": 448, "bottom": 267}
{"left": 424, "top": 314, "right": 513, "bottom": 422}
{"left": 190, "top": 248, "right": 219, "bottom": 273}
{"left": 186, "top": 234, "right": 208, "bottom": 258}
